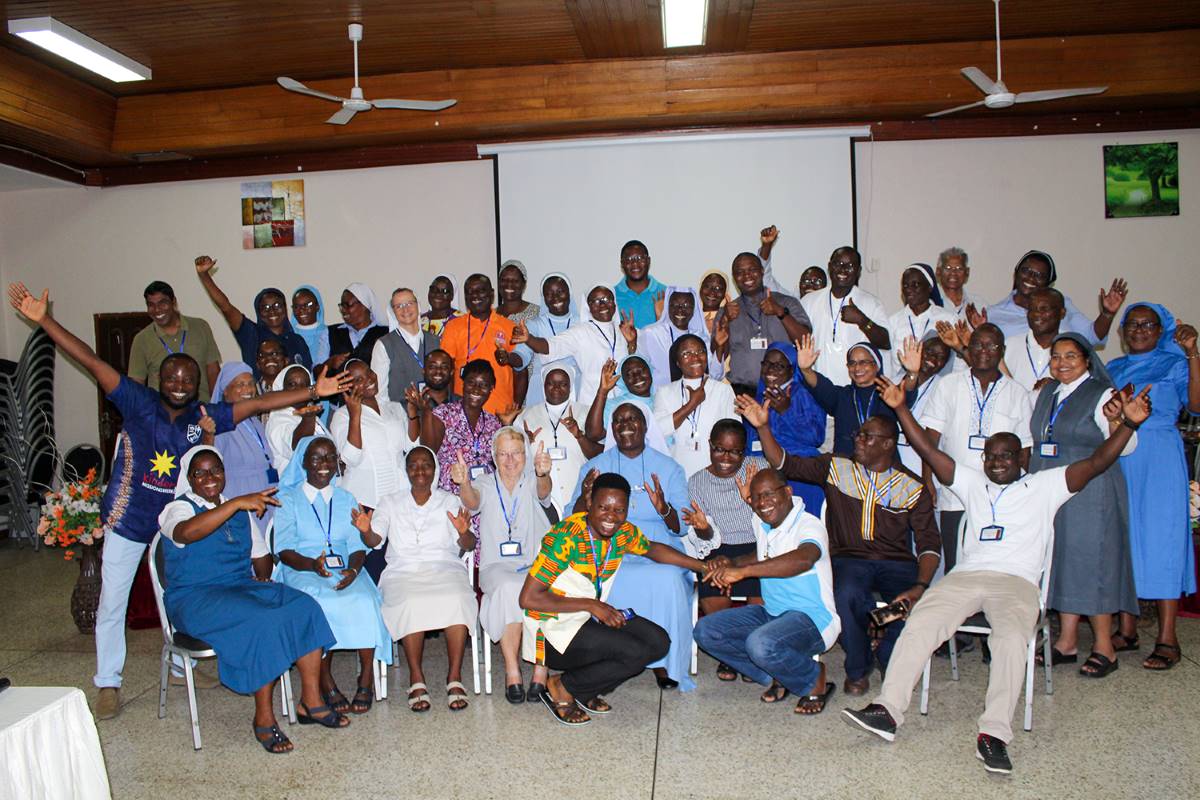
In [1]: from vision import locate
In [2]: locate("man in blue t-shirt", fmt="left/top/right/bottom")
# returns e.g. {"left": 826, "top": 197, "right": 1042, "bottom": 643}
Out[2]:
{"left": 8, "top": 283, "right": 351, "bottom": 720}
{"left": 612, "top": 239, "right": 666, "bottom": 329}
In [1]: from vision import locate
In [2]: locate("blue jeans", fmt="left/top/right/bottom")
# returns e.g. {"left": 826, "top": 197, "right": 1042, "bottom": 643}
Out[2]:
{"left": 831, "top": 557, "right": 919, "bottom": 681}
{"left": 694, "top": 605, "right": 824, "bottom": 695}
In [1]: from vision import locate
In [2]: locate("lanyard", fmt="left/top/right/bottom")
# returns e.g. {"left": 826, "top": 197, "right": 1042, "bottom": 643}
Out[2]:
{"left": 465, "top": 314, "right": 492, "bottom": 360}
{"left": 970, "top": 374, "right": 1000, "bottom": 436}
{"left": 986, "top": 481, "right": 1014, "bottom": 524}
{"left": 1025, "top": 337, "right": 1049, "bottom": 381}
{"left": 493, "top": 472, "right": 521, "bottom": 542}
{"left": 742, "top": 296, "right": 765, "bottom": 333}
{"left": 310, "top": 493, "right": 334, "bottom": 552}
{"left": 829, "top": 291, "right": 850, "bottom": 339}
{"left": 158, "top": 330, "right": 187, "bottom": 355}
{"left": 405, "top": 333, "right": 426, "bottom": 369}
{"left": 590, "top": 320, "right": 617, "bottom": 359}
{"left": 1044, "top": 392, "right": 1071, "bottom": 441}
{"left": 860, "top": 464, "right": 894, "bottom": 507}
{"left": 548, "top": 315, "right": 571, "bottom": 336}
{"left": 853, "top": 388, "right": 875, "bottom": 426}
{"left": 679, "top": 381, "right": 701, "bottom": 439}
{"left": 247, "top": 422, "right": 273, "bottom": 467}
{"left": 913, "top": 378, "right": 935, "bottom": 411}
{"left": 547, "top": 406, "right": 567, "bottom": 447}
{"left": 609, "top": 449, "right": 647, "bottom": 493}
{"left": 907, "top": 311, "right": 929, "bottom": 341}
{"left": 586, "top": 528, "right": 614, "bottom": 598}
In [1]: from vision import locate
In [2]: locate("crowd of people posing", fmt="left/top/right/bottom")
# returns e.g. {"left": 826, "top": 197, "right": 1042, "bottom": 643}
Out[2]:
{"left": 7, "top": 224, "right": 1197, "bottom": 775}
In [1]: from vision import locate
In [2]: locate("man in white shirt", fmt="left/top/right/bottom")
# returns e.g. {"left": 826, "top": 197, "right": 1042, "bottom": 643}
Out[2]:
{"left": 1002, "top": 289, "right": 1065, "bottom": 394}
{"left": 800, "top": 246, "right": 890, "bottom": 387}
{"left": 843, "top": 377, "right": 1149, "bottom": 774}
{"left": 918, "top": 324, "right": 1033, "bottom": 570}
{"left": 936, "top": 247, "right": 984, "bottom": 322}
{"left": 695, "top": 467, "right": 841, "bottom": 715}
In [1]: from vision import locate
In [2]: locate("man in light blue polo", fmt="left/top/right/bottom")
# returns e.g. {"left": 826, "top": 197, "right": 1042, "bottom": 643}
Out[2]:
{"left": 694, "top": 467, "right": 840, "bottom": 715}
{"left": 613, "top": 239, "right": 666, "bottom": 329}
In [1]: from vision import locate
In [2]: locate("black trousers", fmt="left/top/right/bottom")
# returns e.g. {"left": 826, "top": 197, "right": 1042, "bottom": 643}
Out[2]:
{"left": 938, "top": 510, "right": 965, "bottom": 572}
{"left": 544, "top": 617, "right": 670, "bottom": 702}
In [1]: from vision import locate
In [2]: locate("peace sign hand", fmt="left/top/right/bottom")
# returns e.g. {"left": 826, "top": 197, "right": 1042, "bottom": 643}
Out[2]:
{"left": 560, "top": 408, "right": 582, "bottom": 437}
{"left": 619, "top": 310, "right": 638, "bottom": 346}
{"left": 522, "top": 420, "right": 543, "bottom": 444}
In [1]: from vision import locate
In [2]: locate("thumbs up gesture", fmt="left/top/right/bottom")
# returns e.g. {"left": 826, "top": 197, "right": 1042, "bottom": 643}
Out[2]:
{"left": 840, "top": 296, "right": 868, "bottom": 327}
{"left": 759, "top": 288, "right": 784, "bottom": 319}
{"left": 198, "top": 405, "right": 216, "bottom": 444}
{"left": 533, "top": 440, "right": 551, "bottom": 478}
{"left": 450, "top": 450, "right": 470, "bottom": 486}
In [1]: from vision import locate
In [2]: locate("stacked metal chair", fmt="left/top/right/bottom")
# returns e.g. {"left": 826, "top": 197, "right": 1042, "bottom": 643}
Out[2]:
{"left": 0, "top": 328, "right": 58, "bottom": 548}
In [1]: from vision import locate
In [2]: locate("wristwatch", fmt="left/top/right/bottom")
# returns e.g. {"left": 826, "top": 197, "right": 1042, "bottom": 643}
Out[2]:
{"left": 776, "top": 306, "right": 790, "bottom": 320}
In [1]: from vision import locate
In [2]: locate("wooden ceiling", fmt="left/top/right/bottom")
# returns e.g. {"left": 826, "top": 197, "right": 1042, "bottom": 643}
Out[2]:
{"left": 1, "top": 1, "right": 1198, "bottom": 183}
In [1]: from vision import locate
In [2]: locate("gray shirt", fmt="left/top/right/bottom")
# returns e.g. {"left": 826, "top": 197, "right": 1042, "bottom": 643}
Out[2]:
{"left": 714, "top": 291, "right": 811, "bottom": 387}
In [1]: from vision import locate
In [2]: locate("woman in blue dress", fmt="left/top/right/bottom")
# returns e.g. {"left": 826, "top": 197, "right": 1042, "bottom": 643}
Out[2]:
{"left": 273, "top": 435, "right": 393, "bottom": 715}
{"left": 583, "top": 354, "right": 670, "bottom": 453}
{"left": 211, "top": 362, "right": 277, "bottom": 530}
{"left": 157, "top": 445, "right": 342, "bottom": 754}
{"left": 571, "top": 402, "right": 694, "bottom": 691}
{"left": 1107, "top": 302, "right": 1200, "bottom": 670}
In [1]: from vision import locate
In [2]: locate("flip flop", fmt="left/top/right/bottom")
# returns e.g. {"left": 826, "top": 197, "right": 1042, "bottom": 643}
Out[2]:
{"left": 1034, "top": 647, "right": 1078, "bottom": 667}
{"left": 760, "top": 681, "right": 790, "bottom": 704}
{"left": 795, "top": 682, "right": 836, "bottom": 715}
{"left": 576, "top": 696, "right": 612, "bottom": 715}
{"left": 253, "top": 723, "right": 292, "bottom": 754}
{"left": 539, "top": 689, "right": 590, "bottom": 726}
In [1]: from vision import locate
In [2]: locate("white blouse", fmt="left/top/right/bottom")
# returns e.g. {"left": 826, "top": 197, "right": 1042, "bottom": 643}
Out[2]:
{"left": 545, "top": 321, "right": 630, "bottom": 403}
{"left": 800, "top": 286, "right": 890, "bottom": 386}
{"left": 652, "top": 377, "right": 737, "bottom": 477}
{"left": 371, "top": 488, "right": 466, "bottom": 575}
{"left": 265, "top": 410, "right": 330, "bottom": 473}
{"left": 886, "top": 304, "right": 957, "bottom": 379}
{"left": 514, "top": 401, "right": 588, "bottom": 513}
{"left": 329, "top": 399, "right": 413, "bottom": 507}
{"left": 158, "top": 491, "right": 269, "bottom": 557}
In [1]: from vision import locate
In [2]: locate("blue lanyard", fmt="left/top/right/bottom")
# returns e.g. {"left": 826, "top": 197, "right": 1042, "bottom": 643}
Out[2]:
{"left": 406, "top": 334, "right": 426, "bottom": 369}
{"left": 493, "top": 472, "right": 521, "bottom": 542}
{"left": 861, "top": 464, "right": 893, "bottom": 507}
{"left": 586, "top": 528, "right": 613, "bottom": 598}
{"left": 679, "top": 380, "right": 701, "bottom": 438}
{"left": 158, "top": 330, "right": 186, "bottom": 355}
{"left": 914, "top": 377, "right": 935, "bottom": 410}
{"left": 1044, "top": 392, "right": 1071, "bottom": 440}
{"left": 743, "top": 296, "right": 764, "bottom": 332}
{"left": 853, "top": 389, "right": 875, "bottom": 426}
{"left": 247, "top": 423, "right": 273, "bottom": 467}
{"left": 465, "top": 314, "right": 492, "bottom": 360}
{"left": 907, "top": 311, "right": 929, "bottom": 341}
{"left": 310, "top": 493, "right": 334, "bottom": 551}
{"left": 1025, "top": 337, "right": 1049, "bottom": 381}
{"left": 970, "top": 375, "right": 1000, "bottom": 436}
{"left": 548, "top": 316, "right": 571, "bottom": 336}
{"left": 590, "top": 321, "right": 616, "bottom": 359}
{"left": 986, "top": 481, "right": 1014, "bottom": 524}
{"left": 829, "top": 291, "right": 849, "bottom": 339}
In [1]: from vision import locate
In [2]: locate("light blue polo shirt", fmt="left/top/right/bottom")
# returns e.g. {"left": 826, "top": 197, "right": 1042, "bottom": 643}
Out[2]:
{"left": 613, "top": 275, "right": 666, "bottom": 329}
{"left": 756, "top": 499, "right": 841, "bottom": 650}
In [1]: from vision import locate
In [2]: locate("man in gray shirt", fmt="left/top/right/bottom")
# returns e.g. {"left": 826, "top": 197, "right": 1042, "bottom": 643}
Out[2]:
{"left": 713, "top": 252, "right": 811, "bottom": 393}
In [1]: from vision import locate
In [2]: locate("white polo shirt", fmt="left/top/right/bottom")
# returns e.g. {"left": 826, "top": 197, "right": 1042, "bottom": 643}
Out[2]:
{"left": 885, "top": 304, "right": 958, "bottom": 379}
{"left": 1003, "top": 331, "right": 1052, "bottom": 394}
{"left": 755, "top": 499, "right": 841, "bottom": 650}
{"left": 800, "top": 286, "right": 889, "bottom": 386}
{"left": 919, "top": 371, "right": 1033, "bottom": 511}
{"left": 946, "top": 464, "right": 1073, "bottom": 587}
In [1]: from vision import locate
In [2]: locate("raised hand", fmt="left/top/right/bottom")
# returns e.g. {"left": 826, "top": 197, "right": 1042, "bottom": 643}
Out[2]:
{"left": 724, "top": 294, "right": 741, "bottom": 322}
{"left": 685, "top": 375, "right": 707, "bottom": 407}
{"left": 235, "top": 487, "right": 281, "bottom": 517}
{"left": 599, "top": 359, "right": 619, "bottom": 394}
{"left": 497, "top": 402, "right": 522, "bottom": 425}
{"left": 619, "top": 310, "right": 638, "bottom": 346}
{"left": 509, "top": 320, "right": 529, "bottom": 345}
{"left": 194, "top": 255, "right": 217, "bottom": 274}
{"left": 935, "top": 320, "right": 962, "bottom": 351}
{"left": 873, "top": 376, "right": 906, "bottom": 409}
{"left": 350, "top": 505, "right": 374, "bottom": 536}
{"left": 314, "top": 364, "right": 355, "bottom": 398}
{"left": 759, "top": 289, "right": 783, "bottom": 318}
{"left": 1100, "top": 278, "right": 1129, "bottom": 316}
{"left": 733, "top": 461, "right": 759, "bottom": 504}
{"left": 679, "top": 500, "right": 711, "bottom": 532}
{"left": 1175, "top": 323, "right": 1198, "bottom": 356}
{"left": 8, "top": 284, "right": 48, "bottom": 323}
{"left": 643, "top": 473, "right": 668, "bottom": 516}
{"left": 760, "top": 225, "right": 780, "bottom": 246}
{"left": 898, "top": 336, "right": 923, "bottom": 375}
{"left": 533, "top": 441, "right": 551, "bottom": 477}
{"left": 1102, "top": 389, "right": 1125, "bottom": 422}
{"left": 522, "top": 421, "right": 543, "bottom": 443}
{"left": 343, "top": 382, "right": 364, "bottom": 414}
{"left": 404, "top": 384, "right": 427, "bottom": 413}
{"left": 734, "top": 394, "right": 769, "bottom": 428}
{"left": 447, "top": 506, "right": 472, "bottom": 536}
{"left": 965, "top": 303, "right": 987, "bottom": 330}
{"left": 840, "top": 297, "right": 867, "bottom": 327}
{"left": 580, "top": 468, "right": 600, "bottom": 507}
{"left": 1122, "top": 384, "right": 1153, "bottom": 425}
{"left": 713, "top": 314, "right": 730, "bottom": 348}
{"left": 795, "top": 334, "right": 819, "bottom": 371}
{"left": 560, "top": 408, "right": 582, "bottom": 438}
{"left": 293, "top": 404, "right": 323, "bottom": 418}
{"left": 450, "top": 450, "right": 470, "bottom": 486}
{"left": 198, "top": 405, "right": 216, "bottom": 444}
{"left": 653, "top": 290, "right": 666, "bottom": 322}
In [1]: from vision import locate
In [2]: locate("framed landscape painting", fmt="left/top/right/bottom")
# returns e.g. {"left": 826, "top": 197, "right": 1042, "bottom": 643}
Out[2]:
{"left": 1104, "top": 143, "right": 1179, "bottom": 218}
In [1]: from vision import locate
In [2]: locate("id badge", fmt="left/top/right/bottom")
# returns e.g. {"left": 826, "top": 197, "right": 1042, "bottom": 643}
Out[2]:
{"left": 1039, "top": 442, "right": 1059, "bottom": 458}
{"left": 750, "top": 337, "right": 768, "bottom": 351}
{"left": 266, "top": 466, "right": 280, "bottom": 484}
{"left": 323, "top": 554, "right": 346, "bottom": 570}
{"left": 547, "top": 447, "right": 567, "bottom": 461}
{"left": 469, "top": 465, "right": 487, "bottom": 481}
{"left": 979, "top": 525, "right": 1004, "bottom": 542}
{"left": 751, "top": 440, "right": 763, "bottom": 453}
{"left": 417, "top": 381, "right": 426, "bottom": 392}
{"left": 968, "top": 435, "right": 988, "bottom": 451}
{"left": 499, "top": 540, "right": 522, "bottom": 558}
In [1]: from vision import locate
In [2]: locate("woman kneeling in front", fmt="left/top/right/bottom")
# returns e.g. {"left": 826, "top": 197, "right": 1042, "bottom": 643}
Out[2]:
{"left": 157, "top": 445, "right": 345, "bottom": 754}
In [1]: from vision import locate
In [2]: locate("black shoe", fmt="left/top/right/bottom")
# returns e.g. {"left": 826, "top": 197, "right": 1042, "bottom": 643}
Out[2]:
{"left": 934, "top": 635, "right": 976, "bottom": 658}
{"left": 655, "top": 674, "right": 680, "bottom": 690}
{"left": 841, "top": 704, "right": 897, "bottom": 742}
{"left": 981, "top": 639, "right": 992, "bottom": 665}
{"left": 527, "top": 682, "right": 547, "bottom": 703}
{"left": 976, "top": 734, "right": 1013, "bottom": 774}
{"left": 505, "top": 683, "right": 526, "bottom": 704}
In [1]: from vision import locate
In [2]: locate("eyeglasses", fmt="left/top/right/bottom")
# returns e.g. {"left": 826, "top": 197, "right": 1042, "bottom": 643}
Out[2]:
{"left": 1016, "top": 265, "right": 1048, "bottom": 280}
{"left": 429, "top": 286, "right": 453, "bottom": 295}
{"left": 589, "top": 296, "right": 615, "bottom": 307}
{"left": 710, "top": 446, "right": 745, "bottom": 457}
{"left": 854, "top": 430, "right": 894, "bottom": 443}
{"left": 1125, "top": 320, "right": 1160, "bottom": 331}
{"left": 392, "top": 301, "right": 417, "bottom": 311}
{"left": 293, "top": 300, "right": 317, "bottom": 311}
{"left": 337, "top": 300, "right": 360, "bottom": 310}
{"left": 939, "top": 265, "right": 967, "bottom": 273}
{"left": 621, "top": 254, "right": 648, "bottom": 264}
{"left": 968, "top": 342, "right": 1002, "bottom": 352}
{"left": 259, "top": 301, "right": 285, "bottom": 312}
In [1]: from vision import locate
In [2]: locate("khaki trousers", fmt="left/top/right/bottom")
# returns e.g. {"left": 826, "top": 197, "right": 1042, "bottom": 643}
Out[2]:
{"left": 874, "top": 569, "right": 1040, "bottom": 742}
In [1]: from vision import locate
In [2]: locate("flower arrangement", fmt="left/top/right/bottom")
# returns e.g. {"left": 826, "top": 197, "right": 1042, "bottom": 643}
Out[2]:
{"left": 38, "top": 468, "right": 104, "bottom": 559}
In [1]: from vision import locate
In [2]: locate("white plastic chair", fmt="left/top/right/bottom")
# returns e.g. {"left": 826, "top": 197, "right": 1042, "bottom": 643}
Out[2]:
{"left": 149, "top": 533, "right": 295, "bottom": 750}
{"left": 918, "top": 516, "right": 1054, "bottom": 732}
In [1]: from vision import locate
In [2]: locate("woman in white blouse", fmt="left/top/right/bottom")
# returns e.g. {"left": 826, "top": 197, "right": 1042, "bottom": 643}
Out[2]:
{"left": 353, "top": 446, "right": 476, "bottom": 713}
{"left": 885, "top": 263, "right": 956, "bottom": 379}
{"left": 265, "top": 364, "right": 330, "bottom": 473}
{"left": 456, "top": 428, "right": 554, "bottom": 703}
{"left": 329, "top": 359, "right": 412, "bottom": 509}
{"left": 652, "top": 333, "right": 736, "bottom": 477}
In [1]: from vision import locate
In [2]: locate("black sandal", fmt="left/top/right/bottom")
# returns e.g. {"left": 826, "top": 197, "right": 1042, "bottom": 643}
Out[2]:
{"left": 1112, "top": 632, "right": 1140, "bottom": 652}
{"left": 1034, "top": 647, "right": 1078, "bottom": 667}
{"left": 795, "top": 682, "right": 836, "bottom": 715}
{"left": 1079, "top": 652, "right": 1119, "bottom": 678}
{"left": 760, "top": 681, "right": 790, "bottom": 704}
{"left": 538, "top": 690, "right": 590, "bottom": 726}
{"left": 349, "top": 685, "right": 373, "bottom": 714}
{"left": 1143, "top": 642, "right": 1181, "bottom": 671}
{"left": 297, "top": 702, "right": 350, "bottom": 728}
{"left": 321, "top": 687, "right": 350, "bottom": 715}
{"left": 253, "top": 723, "right": 292, "bottom": 754}
{"left": 716, "top": 663, "right": 737, "bottom": 681}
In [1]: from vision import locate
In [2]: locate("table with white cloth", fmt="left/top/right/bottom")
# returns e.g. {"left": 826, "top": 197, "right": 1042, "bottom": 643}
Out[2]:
{"left": 0, "top": 687, "right": 111, "bottom": 800}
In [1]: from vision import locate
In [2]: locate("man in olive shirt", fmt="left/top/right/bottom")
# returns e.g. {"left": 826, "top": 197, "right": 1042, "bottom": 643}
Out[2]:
{"left": 737, "top": 397, "right": 940, "bottom": 697}
{"left": 128, "top": 281, "right": 221, "bottom": 400}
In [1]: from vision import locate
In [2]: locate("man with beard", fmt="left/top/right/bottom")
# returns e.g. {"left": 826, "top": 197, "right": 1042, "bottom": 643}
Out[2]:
{"left": 128, "top": 280, "right": 221, "bottom": 401}
{"left": 8, "top": 283, "right": 352, "bottom": 720}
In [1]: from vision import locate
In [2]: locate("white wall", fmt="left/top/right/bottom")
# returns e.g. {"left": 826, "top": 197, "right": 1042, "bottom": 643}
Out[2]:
{"left": 0, "top": 160, "right": 496, "bottom": 450}
{"left": 851, "top": 129, "right": 1199, "bottom": 331}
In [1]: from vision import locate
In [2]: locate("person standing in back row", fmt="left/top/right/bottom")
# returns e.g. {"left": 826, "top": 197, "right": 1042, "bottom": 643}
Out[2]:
{"left": 128, "top": 280, "right": 222, "bottom": 401}
{"left": 613, "top": 240, "right": 666, "bottom": 329}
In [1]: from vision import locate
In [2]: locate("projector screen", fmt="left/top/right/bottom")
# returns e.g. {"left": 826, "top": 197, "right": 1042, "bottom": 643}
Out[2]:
{"left": 485, "top": 129, "right": 865, "bottom": 296}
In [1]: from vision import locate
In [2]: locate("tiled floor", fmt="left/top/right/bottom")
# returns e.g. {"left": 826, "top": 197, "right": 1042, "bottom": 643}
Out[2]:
{"left": 3, "top": 538, "right": 1199, "bottom": 799}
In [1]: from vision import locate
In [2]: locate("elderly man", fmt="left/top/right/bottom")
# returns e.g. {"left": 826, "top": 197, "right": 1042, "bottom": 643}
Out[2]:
{"left": 935, "top": 247, "right": 983, "bottom": 321}
{"left": 843, "top": 374, "right": 1149, "bottom": 775}
{"left": 693, "top": 467, "right": 841, "bottom": 716}
{"left": 737, "top": 396, "right": 940, "bottom": 698}
{"left": 128, "top": 280, "right": 221, "bottom": 401}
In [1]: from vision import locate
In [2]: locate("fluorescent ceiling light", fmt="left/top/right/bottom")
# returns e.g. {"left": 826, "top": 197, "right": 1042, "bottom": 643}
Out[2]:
{"left": 662, "top": 0, "right": 707, "bottom": 48}
{"left": 8, "top": 17, "right": 150, "bottom": 82}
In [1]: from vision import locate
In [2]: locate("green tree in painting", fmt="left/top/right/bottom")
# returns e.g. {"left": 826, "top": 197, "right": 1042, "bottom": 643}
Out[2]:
{"left": 1107, "top": 143, "right": 1178, "bottom": 203}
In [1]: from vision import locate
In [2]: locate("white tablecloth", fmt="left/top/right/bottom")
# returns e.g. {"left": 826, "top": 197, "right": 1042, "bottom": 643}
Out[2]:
{"left": 0, "top": 687, "right": 111, "bottom": 800}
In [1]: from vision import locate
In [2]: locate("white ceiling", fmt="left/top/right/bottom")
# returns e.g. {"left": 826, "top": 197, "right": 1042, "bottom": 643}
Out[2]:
{"left": 0, "top": 163, "right": 81, "bottom": 192}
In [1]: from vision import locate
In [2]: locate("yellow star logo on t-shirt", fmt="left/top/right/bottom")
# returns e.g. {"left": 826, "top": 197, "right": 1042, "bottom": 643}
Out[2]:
{"left": 149, "top": 450, "right": 177, "bottom": 478}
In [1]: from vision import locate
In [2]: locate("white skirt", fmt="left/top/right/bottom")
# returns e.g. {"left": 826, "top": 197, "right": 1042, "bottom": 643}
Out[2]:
{"left": 378, "top": 569, "right": 477, "bottom": 640}
{"left": 478, "top": 565, "right": 527, "bottom": 642}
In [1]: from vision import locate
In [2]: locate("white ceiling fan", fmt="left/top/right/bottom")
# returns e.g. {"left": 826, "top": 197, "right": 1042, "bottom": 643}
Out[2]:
{"left": 277, "top": 23, "right": 457, "bottom": 125}
{"left": 926, "top": 0, "right": 1107, "bottom": 118}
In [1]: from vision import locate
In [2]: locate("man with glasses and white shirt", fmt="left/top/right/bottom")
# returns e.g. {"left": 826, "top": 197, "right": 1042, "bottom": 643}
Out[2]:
{"left": 936, "top": 247, "right": 985, "bottom": 322}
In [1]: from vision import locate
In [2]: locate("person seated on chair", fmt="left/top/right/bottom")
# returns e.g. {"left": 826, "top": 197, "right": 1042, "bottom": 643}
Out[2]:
{"left": 456, "top": 427, "right": 554, "bottom": 704}
{"left": 158, "top": 445, "right": 344, "bottom": 753}
{"left": 353, "top": 446, "right": 477, "bottom": 713}
{"left": 842, "top": 374, "right": 1150, "bottom": 775}
{"left": 273, "top": 436, "right": 393, "bottom": 717}
{"left": 736, "top": 396, "right": 940, "bottom": 698}
{"left": 520, "top": 472, "right": 707, "bottom": 726}
{"left": 693, "top": 467, "right": 842, "bottom": 716}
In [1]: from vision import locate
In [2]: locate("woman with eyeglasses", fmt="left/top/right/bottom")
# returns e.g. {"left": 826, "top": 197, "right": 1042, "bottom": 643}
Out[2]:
{"left": 290, "top": 285, "right": 329, "bottom": 367}
{"left": 372, "top": 287, "right": 441, "bottom": 411}
{"left": 652, "top": 333, "right": 736, "bottom": 477}
{"left": 420, "top": 273, "right": 462, "bottom": 338}
{"left": 328, "top": 283, "right": 389, "bottom": 372}
{"left": 680, "top": 419, "right": 770, "bottom": 681}
{"left": 1106, "top": 303, "right": 1200, "bottom": 671}
{"left": 1026, "top": 334, "right": 1137, "bottom": 678}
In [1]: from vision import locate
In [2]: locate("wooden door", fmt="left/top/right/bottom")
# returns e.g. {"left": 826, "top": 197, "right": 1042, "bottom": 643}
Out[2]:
{"left": 93, "top": 312, "right": 150, "bottom": 477}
